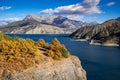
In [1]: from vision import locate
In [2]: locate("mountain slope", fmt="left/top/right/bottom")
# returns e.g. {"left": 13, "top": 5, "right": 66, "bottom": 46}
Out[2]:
{"left": 0, "top": 22, "right": 71, "bottom": 34}
{"left": 11, "top": 24, "right": 71, "bottom": 34}
{"left": 70, "top": 19, "right": 120, "bottom": 46}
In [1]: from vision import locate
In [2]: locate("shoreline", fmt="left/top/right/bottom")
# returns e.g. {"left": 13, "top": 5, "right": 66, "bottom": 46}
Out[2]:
{"left": 90, "top": 42, "right": 119, "bottom": 47}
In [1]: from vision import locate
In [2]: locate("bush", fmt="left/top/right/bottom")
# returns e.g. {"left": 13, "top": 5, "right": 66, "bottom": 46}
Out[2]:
{"left": 35, "top": 39, "right": 48, "bottom": 48}
{"left": 0, "top": 33, "right": 40, "bottom": 72}
{"left": 45, "top": 38, "right": 69, "bottom": 59}
{"left": 60, "top": 47, "right": 69, "bottom": 58}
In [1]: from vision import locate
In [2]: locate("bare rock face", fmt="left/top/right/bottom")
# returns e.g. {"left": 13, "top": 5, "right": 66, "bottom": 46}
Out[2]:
{"left": 0, "top": 56, "right": 86, "bottom": 80}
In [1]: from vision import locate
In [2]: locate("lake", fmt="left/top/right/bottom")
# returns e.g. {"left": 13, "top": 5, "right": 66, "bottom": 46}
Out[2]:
{"left": 8, "top": 34, "right": 120, "bottom": 80}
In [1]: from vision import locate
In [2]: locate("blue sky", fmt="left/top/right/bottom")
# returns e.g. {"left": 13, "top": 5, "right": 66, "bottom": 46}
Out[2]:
{"left": 0, "top": 0, "right": 120, "bottom": 23}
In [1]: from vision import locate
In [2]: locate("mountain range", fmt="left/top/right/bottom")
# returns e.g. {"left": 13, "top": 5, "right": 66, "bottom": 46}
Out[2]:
{"left": 70, "top": 17, "right": 120, "bottom": 46}
{"left": 0, "top": 14, "right": 97, "bottom": 34}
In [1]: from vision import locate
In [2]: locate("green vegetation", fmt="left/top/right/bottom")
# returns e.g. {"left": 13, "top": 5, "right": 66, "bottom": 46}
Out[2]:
{"left": 0, "top": 33, "right": 70, "bottom": 72}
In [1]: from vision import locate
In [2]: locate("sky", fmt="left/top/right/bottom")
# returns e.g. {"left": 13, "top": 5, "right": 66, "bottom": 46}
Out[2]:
{"left": 0, "top": 0, "right": 120, "bottom": 23}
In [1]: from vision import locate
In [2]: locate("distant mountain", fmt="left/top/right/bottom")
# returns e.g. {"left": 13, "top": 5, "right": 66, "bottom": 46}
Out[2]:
{"left": 116, "top": 17, "right": 120, "bottom": 21}
{"left": 24, "top": 14, "right": 97, "bottom": 30}
{"left": 0, "top": 22, "right": 71, "bottom": 34}
{"left": 0, "top": 14, "right": 97, "bottom": 34}
{"left": 70, "top": 19, "right": 120, "bottom": 46}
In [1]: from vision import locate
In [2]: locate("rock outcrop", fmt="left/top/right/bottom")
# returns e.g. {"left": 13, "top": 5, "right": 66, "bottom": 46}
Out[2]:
{"left": 0, "top": 56, "right": 86, "bottom": 80}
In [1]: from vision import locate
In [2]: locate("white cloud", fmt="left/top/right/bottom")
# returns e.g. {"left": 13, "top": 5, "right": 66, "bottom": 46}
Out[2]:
{"left": 0, "top": 22, "right": 8, "bottom": 26}
{"left": 0, "top": 18, "right": 21, "bottom": 26}
{"left": 0, "top": 6, "right": 11, "bottom": 11}
{"left": 2, "top": 18, "right": 21, "bottom": 22}
{"left": 106, "top": 2, "right": 115, "bottom": 6}
{"left": 67, "top": 15, "right": 84, "bottom": 21}
{"left": 40, "top": 0, "right": 102, "bottom": 15}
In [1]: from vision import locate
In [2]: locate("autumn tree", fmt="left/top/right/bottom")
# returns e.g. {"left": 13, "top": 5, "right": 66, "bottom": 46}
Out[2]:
{"left": 46, "top": 38, "right": 69, "bottom": 59}
{"left": 35, "top": 39, "right": 48, "bottom": 48}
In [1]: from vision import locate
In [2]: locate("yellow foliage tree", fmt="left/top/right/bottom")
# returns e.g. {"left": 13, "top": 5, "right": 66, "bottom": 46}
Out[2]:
{"left": 35, "top": 39, "right": 48, "bottom": 48}
{"left": 46, "top": 38, "right": 69, "bottom": 59}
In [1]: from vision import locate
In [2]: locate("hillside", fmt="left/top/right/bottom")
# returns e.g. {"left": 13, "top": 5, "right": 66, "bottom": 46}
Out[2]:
{"left": 0, "top": 33, "right": 86, "bottom": 80}
{"left": 70, "top": 19, "right": 120, "bottom": 46}
{"left": 0, "top": 21, "right": 71, "bottom": 34}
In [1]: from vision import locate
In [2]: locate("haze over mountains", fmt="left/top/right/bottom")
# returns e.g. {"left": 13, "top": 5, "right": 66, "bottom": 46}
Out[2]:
{"left": 70, "top": 17, "right": 120, "bottom": 46}
{"left": 0, "top": 14, "right": 97, "bottom": 34}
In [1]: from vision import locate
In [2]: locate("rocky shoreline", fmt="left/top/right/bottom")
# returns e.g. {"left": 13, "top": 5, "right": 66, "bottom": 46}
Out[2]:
{"left": 90, "top": 40, "right": 119, "bottom": 47}
{"left": 0, "top": 56, "right": 86, "bottom": 80}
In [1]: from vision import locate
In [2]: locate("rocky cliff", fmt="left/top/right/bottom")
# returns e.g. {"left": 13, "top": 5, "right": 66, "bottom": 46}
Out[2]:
{"left": 70, "top": 18, "right": 120, "bottom": 46}
{"left": 0, "top": 56, "right": 86, "bottom": 80}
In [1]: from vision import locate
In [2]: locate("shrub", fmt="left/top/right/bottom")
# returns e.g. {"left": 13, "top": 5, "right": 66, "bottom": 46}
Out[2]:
{"left": 35, "top": 39, "right": 48, "bottom": 48}
{"left": 60, "top": 47, "right": 69, "bottom": 58}
{"left": 0, "top": 33, "right": 41, "bottom": 72}
{"left": 45, "top": 38, "right": 69, "bottom": 59}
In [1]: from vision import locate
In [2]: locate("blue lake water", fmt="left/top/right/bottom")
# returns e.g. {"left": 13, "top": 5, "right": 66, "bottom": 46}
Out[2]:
{"left": 8, "top": 34, "right": 120, "bottom": 80}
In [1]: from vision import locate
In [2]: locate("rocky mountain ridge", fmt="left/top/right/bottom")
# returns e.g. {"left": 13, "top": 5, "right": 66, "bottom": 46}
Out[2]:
{"left": 24, "top": 14, "right": 97, "bottom": 30}
{"left": 70, "top": 18, "right": 120, "bottom": 46}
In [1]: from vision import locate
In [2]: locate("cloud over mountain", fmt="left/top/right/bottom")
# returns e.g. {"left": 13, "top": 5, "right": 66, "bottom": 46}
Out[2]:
{"left": 0, "top": 18, "right": 21, "bottom": 26}
{"left": 66, "top": 15, "right": 84, "bottom": 21}
{"left": 40, "top": 0, "right": 102, "bottom": 15}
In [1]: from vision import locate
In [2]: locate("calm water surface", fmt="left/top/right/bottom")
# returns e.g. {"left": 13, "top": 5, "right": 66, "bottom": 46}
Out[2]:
{"left": 8, "top": 34, "right": 120, "bottom": 80}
